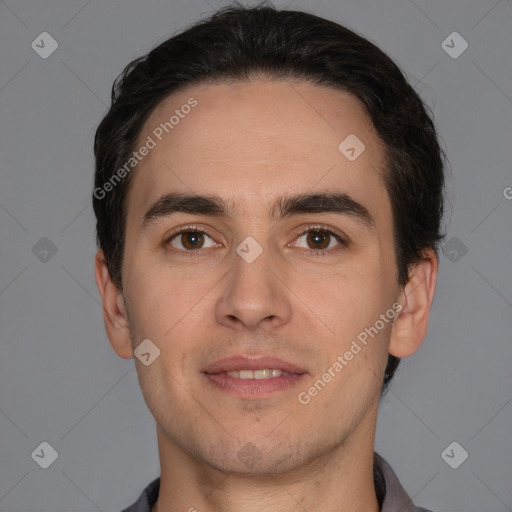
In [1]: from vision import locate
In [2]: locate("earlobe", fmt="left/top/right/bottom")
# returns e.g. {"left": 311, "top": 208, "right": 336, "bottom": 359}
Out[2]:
{"left": 94, "top": 249, "right": 134, "bottom": 359}
{"left": 389, "top": 250, "right": 439, "bottom": 358}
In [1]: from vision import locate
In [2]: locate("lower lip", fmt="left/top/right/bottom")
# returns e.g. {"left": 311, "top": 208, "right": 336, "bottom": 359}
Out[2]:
{"left": 204, "top": 372, "right": 306, "bottom": 398}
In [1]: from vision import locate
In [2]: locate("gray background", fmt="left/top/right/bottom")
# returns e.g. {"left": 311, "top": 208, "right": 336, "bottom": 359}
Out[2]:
{"left": 0, "top": 0, "right": 511, "bottom": 511}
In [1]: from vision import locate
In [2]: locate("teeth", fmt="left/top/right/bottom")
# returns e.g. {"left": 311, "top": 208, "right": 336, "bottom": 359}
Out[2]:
{"left": 226, "top": 369, "right": 285, "bottom": 379}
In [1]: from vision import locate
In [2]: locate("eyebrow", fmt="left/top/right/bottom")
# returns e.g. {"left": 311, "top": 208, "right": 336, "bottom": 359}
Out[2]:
{"left": 140, "top": 190, "right": 375, "bottom": 232}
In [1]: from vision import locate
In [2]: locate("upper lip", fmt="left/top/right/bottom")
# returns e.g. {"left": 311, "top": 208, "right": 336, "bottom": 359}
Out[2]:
{"left": 203, "top": 355, "right": 307, "bottom": 374}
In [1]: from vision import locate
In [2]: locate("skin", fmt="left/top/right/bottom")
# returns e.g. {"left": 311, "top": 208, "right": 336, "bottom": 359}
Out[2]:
{"left": 95, "top": 79, "right": 438, "bottom": 512}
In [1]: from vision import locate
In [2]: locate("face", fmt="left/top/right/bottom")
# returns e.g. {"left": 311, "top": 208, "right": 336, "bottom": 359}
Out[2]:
{"left": 103, "top": 79, "right": 407, "bottom": 474}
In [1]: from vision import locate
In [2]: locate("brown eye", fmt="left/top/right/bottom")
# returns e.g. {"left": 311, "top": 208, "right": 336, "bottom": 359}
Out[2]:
{"left": 295, "top": 229, "right": 342, "bottom": 252}
{"left": 168, "top": 230, "right": 215, "bottom": 252}
{"left": 180, "top": 231, "right": 204, "bottom": 250}
{"left": 305, "top": 230, "right": 331, "bottom": 250}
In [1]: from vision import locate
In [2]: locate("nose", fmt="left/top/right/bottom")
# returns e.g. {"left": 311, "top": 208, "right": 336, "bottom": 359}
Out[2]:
{"left": 215, "top": 243, "right": 292, "bottom": 331}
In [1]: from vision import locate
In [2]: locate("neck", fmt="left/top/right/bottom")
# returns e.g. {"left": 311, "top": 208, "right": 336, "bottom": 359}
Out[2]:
{"left": 152, "top": 410, "right": 380, "bottom": 512}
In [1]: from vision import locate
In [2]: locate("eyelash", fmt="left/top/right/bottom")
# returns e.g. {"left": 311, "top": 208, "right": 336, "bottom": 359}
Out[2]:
{"left": 164, "top": 224, "right": 348, "bottom": 258}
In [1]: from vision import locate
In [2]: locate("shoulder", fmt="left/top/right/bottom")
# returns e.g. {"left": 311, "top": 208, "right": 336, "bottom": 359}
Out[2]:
{"left": 120, "top": 477, "right": 160, "bottom": 512}
{"left": 375, "top": 453, "right": 437, "bottom": 512}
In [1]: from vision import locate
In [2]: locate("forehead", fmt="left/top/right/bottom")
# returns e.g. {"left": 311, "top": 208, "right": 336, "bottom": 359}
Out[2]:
{"left": 126, "top": 79, "right": 388, "bottom": 223}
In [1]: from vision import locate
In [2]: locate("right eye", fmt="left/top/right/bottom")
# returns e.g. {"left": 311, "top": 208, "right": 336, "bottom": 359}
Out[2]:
{"left": 165, "top": 227, "right": 218, "bottom": 254}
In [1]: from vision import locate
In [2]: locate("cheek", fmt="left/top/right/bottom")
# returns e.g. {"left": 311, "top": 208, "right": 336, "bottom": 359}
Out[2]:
{"left": 123, "top": 264, "right": 178, "bottom": 339}
{"left": 322, "top": 261, "right": 389, "bottom": 320}
{"left": 124, "top": 256, "right": 219, "bottom": 345}
{"left": 306, "top": 264, "right": 397, "bottom": 372}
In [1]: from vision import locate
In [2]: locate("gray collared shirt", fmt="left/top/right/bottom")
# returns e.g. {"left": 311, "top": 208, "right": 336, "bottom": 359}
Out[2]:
{"left": 121, "top": 452, "right": 434, "bottom": 512}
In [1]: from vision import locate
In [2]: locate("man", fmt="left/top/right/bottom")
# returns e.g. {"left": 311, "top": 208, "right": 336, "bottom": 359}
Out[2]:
{"left": 93, "top": 3, "right": 445, "bottom": 511}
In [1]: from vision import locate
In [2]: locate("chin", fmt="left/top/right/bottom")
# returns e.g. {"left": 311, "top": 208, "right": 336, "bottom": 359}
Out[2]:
{"left": 189, "top": 434, "right": 323, "bottom": 476}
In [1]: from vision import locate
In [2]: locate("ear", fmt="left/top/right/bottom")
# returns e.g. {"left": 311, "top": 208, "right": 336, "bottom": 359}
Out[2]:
{"left": 94, "top": 249, "right": 134, "bottom": 359}
{"left": 389, "top": 250, "right": 439, "bottom": 358}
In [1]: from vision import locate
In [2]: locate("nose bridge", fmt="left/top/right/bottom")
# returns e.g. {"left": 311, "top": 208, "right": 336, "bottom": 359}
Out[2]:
{"left": 215, "top": 229, "right": 292, "bottom": 329}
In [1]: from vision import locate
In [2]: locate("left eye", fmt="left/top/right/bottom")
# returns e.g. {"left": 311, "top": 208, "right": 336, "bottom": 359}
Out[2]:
{"left": 292, "top": 228, "right": 343, "bottom": 251}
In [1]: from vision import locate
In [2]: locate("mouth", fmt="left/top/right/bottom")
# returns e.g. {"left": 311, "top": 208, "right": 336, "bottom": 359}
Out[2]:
{"left": 202, "top": 355, "right": 308, "bottom": 398}
{"left": 224, "top": 368, "right": 295, "bottom": 379}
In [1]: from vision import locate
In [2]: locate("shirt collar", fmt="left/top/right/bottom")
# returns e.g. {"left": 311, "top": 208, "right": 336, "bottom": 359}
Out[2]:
{"left": 375, "top": 452, "right": 430, "bottom": 512}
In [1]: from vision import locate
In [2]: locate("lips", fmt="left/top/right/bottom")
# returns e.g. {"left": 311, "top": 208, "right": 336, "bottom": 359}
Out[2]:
{"left": 202, "top": 355, "right": 308, "bottom": 398}
{"left": 202, "top": 355, "right": 307, "bottom": 376}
